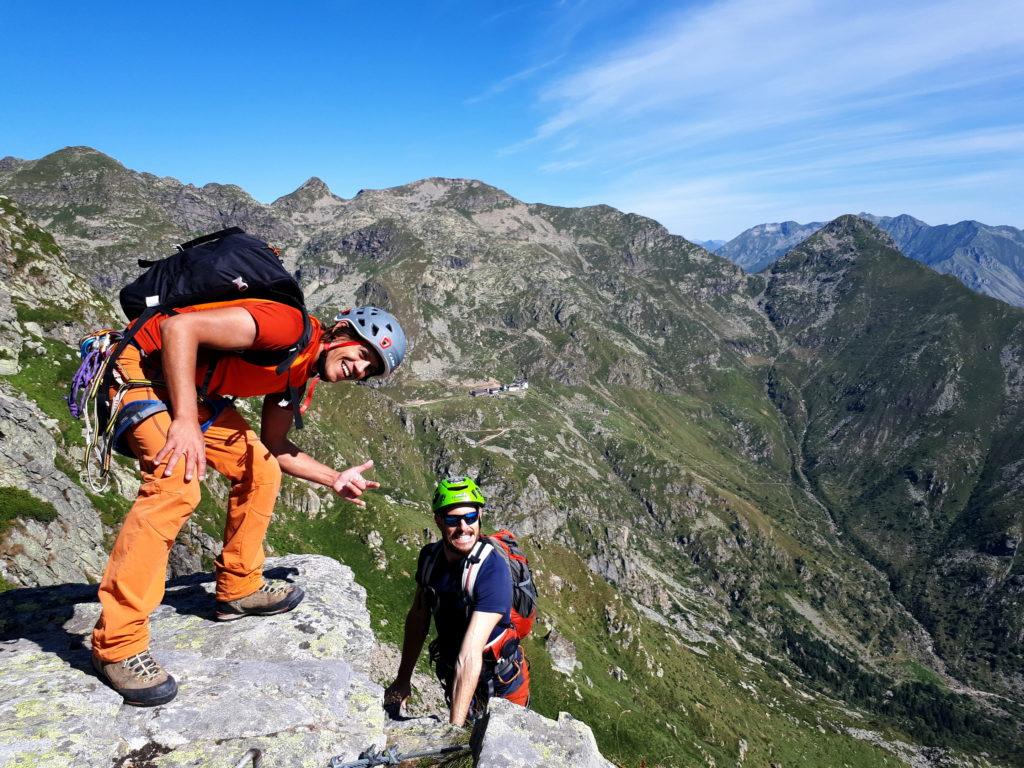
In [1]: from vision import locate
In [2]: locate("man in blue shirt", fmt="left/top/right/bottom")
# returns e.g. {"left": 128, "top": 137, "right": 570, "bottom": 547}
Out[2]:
{"left": 385, "top": 478, "right": 530, "bottom": 725}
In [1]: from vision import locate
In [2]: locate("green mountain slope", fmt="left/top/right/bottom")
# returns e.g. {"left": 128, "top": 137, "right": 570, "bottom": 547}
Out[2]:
{"left": 765, "top": 215, "right": 1024, "bottom": 695}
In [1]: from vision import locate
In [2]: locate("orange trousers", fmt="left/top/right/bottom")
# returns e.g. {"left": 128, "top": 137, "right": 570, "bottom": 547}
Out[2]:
{"left": 92, "top": 346, "right": 282, "bottom": 662}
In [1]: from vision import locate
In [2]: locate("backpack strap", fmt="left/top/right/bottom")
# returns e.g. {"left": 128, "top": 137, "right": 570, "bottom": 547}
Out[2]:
{"left": 416, "top": 542, "right": 443, "bottom": 587}
{"left": 461, "top": 540, "right": 495, "bottom": 606}
{"left": 274, "top": 312, "right": 312, "bottom": 375}
{"left": 416, "top": 542, "right": 444, "bottom": 613}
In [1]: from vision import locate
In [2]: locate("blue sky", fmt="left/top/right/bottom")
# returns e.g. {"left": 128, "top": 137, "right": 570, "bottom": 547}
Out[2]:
{"left": 2, "top": 0, "right": 1022, "bottom": 240}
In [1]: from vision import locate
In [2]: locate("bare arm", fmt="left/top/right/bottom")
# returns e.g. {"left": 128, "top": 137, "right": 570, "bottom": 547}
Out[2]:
{"left": 260, "top": 395, "right": 381, "bottom": 507}
{"left": 384, "top": 586, "right": 432, "bottom": 713}
{"left": 154, "top": 308, "right": 257, "bottom": 481}
{"left": 449, "top": 611, "right": 502, "bottom": 727}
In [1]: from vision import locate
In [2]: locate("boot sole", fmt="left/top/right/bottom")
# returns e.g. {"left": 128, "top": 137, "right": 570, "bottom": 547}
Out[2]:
{"left": 214, "top": 586, "right": 305, "bottom": 621}
{"left": 122, "top": 687, "right": 178, "bottom": 707}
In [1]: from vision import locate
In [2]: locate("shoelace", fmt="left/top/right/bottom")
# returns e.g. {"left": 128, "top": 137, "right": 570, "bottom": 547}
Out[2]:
{"left": 122, "top": 650, "right": 162, "bottom": 681}
{"left": 258, "top": 581, "right": 290, "bottom": 596}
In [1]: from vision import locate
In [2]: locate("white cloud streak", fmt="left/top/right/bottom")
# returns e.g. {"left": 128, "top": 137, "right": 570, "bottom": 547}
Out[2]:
{"left": 539, "top": 0, "right": 1024, "bottom": 138}
{"left": 521, "top": 0, "right": 1024, "bottom": 237}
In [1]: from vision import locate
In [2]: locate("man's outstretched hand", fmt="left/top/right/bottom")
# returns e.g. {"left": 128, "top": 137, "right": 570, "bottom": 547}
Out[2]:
{"left": 331, "top": 459, "right": 380, "bottom": 507}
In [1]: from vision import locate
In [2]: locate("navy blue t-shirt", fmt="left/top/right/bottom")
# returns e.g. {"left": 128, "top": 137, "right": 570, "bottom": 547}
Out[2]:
{"left": 418, "top": 542, "right": 513, "bottom": 662}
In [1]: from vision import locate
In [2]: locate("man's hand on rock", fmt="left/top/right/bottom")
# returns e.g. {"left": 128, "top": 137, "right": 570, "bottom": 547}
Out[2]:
{"left": 383, "top": 679, "right": 411, "bottom": 718}
{"left": 331, "top": 460, "right": 380, "bottom": 508}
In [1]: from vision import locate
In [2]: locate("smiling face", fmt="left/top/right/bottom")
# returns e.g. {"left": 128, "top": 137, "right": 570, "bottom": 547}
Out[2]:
{"left": 322, "top": 342, "right": 380, "bottom": 382}
{"left": 436, "top": 504, "right": 482, "bottom": 561}
{"left": 318, "top": 328, "right": 385, "bottom": 382}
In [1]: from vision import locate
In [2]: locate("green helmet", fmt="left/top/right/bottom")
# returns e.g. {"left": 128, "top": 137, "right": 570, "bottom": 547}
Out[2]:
{"left": 432, "top": 477, "right": 486, "bottom": 515}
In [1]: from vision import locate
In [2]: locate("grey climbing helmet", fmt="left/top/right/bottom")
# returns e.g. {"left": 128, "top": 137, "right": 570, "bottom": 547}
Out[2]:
{"left": 332, "top": 306, "right": 407, "bottom": 376}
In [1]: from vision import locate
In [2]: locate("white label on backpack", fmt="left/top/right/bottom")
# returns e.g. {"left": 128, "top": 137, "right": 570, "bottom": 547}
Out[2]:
{"left": 145, "top": 295, "right": 160, "bottom": 307}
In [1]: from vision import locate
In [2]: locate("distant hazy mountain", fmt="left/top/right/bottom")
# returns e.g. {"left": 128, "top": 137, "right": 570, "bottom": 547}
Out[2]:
{"left": 718, "top": 214, "right": 1024, "bottom": 307}
{"left": 859, "top": 213, "right": 1024, "bottom": 307}
{"left": 694, "top": 238, "right": 726, "bottom": 252}
{"left": 716, "top": 221, "right": 824, "bottom": 273}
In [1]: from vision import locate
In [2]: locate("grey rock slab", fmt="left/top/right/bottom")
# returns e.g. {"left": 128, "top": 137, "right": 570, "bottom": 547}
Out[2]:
{"left": 0, "top": 554, "right": 387, "bottom": 767}
{"left": 0, "top": 389, "right": 108, "bottom": 587}
{"left": 384, "top": 716, "right": 468, "bottom": 756}
{"left": 477, "top": 698, "right": 615, "bottom": 768}
{"left": 0, "top": 639, "right": 121, "bottom": 767}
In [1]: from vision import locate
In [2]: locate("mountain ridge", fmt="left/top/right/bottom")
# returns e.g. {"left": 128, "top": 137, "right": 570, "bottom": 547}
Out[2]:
{"left": 718, "top": 211, "right": 1024, "bottom": 307}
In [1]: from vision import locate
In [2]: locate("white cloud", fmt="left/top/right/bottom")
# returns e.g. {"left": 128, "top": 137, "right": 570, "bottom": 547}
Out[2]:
{"left": 538, "top": 0, "right": 1024, "bottom": 139}
{"left": 522, "top": 0, "right": 1024, "bottom": 236}
{"left": 466, "top": 56, "right": 564, "bottom": 105}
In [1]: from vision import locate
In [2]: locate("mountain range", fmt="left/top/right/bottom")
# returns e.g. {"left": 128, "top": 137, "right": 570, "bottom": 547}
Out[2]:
{"left": 1, "top": 146, "right": 1022, "bottom": 767}
{"left": 713, "top": 214, "right": 1024, "bottom": 307}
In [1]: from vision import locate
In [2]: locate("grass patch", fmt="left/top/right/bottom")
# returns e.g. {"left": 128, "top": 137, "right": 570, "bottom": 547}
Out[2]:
{"left": 1, "top": 336, "right": 83, "bottom": 443}
{"left": 0, "top": 486, "right": 59, "bottom": 536}
{"left": 14, "top": 301, "right": 71, "bottom": 327}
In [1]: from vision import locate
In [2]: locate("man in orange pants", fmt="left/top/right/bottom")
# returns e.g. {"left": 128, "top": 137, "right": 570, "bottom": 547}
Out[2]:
{"left": 91, "top": 301, "right": 406, "bottom": 706}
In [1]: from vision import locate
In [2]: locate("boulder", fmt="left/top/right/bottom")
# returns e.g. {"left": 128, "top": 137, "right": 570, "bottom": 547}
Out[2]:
{"left": 476, "top": 698, "right": 614, "bottom": 768}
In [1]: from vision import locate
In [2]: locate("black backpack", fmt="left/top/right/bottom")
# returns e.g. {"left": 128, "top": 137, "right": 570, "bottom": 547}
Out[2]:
{"left": 112, "top": 227, "right": 313, "bottom": 426}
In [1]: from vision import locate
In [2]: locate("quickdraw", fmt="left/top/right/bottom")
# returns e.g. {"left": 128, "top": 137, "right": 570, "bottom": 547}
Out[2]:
{"left": 68, "top": 329, "right": 123, "bottom": 491}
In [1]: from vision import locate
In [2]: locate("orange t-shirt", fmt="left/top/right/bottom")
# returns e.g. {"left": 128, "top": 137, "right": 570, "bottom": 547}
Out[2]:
{"left": 129, "top": 299, "right": 323, "bottom": 398}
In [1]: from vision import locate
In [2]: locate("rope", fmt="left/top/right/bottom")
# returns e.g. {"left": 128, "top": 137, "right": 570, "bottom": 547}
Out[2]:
{"left": 327, "top": 742, "right": 472, "bottom": 768}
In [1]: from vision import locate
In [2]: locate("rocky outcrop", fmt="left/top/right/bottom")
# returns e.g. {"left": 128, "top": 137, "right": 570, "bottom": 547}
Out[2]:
{"left": 476, "top": 698, "right": 615, "bottom": 768}
{"left": 0, "top": 555, "right": 384, "bottom": 767}
{"left": 0, "top": 554, "right": 616, "bottom": 768}
{"left": 544, "top": 629, "right": 579, "bottom": 677}
{"left": 0, "top": 389, "right": 108, "bottom": 586}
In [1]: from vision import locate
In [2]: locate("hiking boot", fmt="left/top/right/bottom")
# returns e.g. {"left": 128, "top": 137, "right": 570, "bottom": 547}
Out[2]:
{"left": 215, "top": 580, "right": 304, "bottom": 621}
{"left": 92, "top": 649, "right": 177, "bottom": 707}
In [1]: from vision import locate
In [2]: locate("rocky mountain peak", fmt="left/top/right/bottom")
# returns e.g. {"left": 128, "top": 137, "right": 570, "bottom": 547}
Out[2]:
{"left": 717, "top": 218, "right": 825, "bottom": 272}
{"left": 763, "top": 215, "right": 902, "bottom": 333}
{"left": 299, "top": 175, "right": 332, "bottom": 195}
{"left": 272, "top": 175, "right": 343, "bottom": 213}
{"left": 392, "top": 177, "right": 519, "bottom": 213}
{"left": 800, "top": 213, "right": 898, "bottom": 257}
{"left": 0, "top": 156, "right": 26, "bottom": 173}
{"left": 32, "top": 146, "right": 127, "bottom": 176}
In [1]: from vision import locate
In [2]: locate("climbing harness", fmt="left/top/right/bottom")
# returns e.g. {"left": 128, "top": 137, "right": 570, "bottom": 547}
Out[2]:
{"left": 326, "top": 742, "right": 472, "bottom": 768}
{"left": 68, "top": 329, "right": 233, "bottom": 491}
